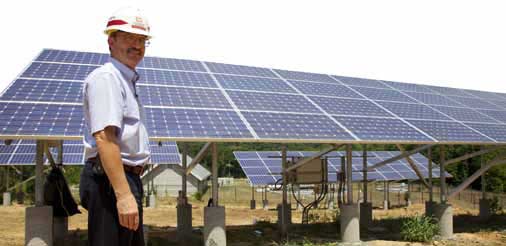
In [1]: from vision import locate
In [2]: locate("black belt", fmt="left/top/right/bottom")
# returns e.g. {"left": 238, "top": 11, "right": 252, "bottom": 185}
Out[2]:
{"left": 88, "top": 157, "right": 145, "bottom": 176}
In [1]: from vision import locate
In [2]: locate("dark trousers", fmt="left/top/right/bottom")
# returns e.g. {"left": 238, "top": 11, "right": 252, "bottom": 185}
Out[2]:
{"left": 80, "top": 160, "right": 145, "bottom": 246}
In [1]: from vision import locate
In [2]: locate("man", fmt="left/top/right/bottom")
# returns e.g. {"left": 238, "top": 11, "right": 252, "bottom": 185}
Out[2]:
{"left": 80, "top": 7, "right": 151, "bottom": 246}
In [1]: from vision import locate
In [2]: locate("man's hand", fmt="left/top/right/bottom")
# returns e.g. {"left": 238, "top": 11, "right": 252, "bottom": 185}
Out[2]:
{"left": 116, "top": 193, "right": 139, "bottom": 231}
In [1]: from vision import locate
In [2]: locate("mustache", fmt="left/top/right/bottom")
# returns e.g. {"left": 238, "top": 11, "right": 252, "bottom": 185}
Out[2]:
{"left": 127, "top": 48, "right": 142, "bottom": 54}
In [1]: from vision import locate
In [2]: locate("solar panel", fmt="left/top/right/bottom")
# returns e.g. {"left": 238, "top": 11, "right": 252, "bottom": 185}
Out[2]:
{"left": 234, "top": 151, "right": 451, "bottom": 185}
{"left": 0, "top": 140, "right": 181, "bottom": 165}
{"left": 0, "top": 49, "right": 505, "bottom": 145}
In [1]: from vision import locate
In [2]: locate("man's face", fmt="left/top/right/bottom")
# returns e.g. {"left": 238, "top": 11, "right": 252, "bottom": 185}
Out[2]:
{"left": 108, "top": 31, "right": 148, "bottom": 69}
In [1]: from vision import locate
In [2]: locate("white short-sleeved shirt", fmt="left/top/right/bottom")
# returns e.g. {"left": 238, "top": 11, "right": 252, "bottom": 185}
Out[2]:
{"left": 83, "top": 57, "right": 150, "bottom": 166}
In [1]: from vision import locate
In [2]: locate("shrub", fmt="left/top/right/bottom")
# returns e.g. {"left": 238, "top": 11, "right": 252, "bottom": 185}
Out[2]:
{"left": 400, "top": 215, "right": 439, "bottom": 242}
{"left": 192, "top": 192, "right": 203, "bottom": 201}
{"left": 489, "top": 196, "right": 502, "bottom": 214}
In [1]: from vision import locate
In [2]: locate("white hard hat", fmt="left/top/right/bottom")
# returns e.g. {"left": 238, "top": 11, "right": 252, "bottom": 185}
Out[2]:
{"left": 104, "top": 7, "right": 152, "bottom": 39}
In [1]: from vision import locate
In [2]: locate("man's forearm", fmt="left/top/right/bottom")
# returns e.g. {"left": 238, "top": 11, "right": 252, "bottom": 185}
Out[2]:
{"left": 94, "top": 128, "right": 131, "bottom": 198}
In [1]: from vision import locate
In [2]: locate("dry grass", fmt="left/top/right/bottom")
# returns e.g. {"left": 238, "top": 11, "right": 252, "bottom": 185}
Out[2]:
{"left": 1, "top": 179, "right": 506, "bottom": 245}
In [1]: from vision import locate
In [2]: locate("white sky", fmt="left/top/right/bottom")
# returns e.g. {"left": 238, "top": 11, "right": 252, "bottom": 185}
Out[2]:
{"left": 1, "top": 0, "right": 505, "bottom": 93}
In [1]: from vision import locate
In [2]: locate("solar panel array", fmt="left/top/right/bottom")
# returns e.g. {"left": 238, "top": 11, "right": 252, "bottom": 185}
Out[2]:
{"left": 0, "top": 140, "right": 181, "bottom": 165}
{"left": 234, "top": 151, "right": 451, "bottom": 185}
{"left": 1, "top": 49, "right": 506, "bottom": 144}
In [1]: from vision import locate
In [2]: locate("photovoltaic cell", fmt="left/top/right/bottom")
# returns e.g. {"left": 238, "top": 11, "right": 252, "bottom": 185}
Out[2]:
{"left": 21, "top": 62, "right": 97, "bottom": 81}
{"left": 138, "top": 86, "right": 232, "bottom": 109}
{"left": 334, "top": 116, "right": 431, "bottom": 142}
{"left": 214, "top": 74, "right": 295, "bottom": 93}
{"left": 462, "top": 89, "right": 506, "bottom": 102}
{"left": 406, "top": 120, "right": 491, "bottom": 142}
{"left": 310, "top": 96, "right": 392, "bottom": 117}
{"left": 36, "top": 49, "right": 108, "bottom": 65}
{"left": 205, "top": 62, "right": 277, "bottom": 78}
{"left": 351, "top": 86, "right": 417, "bottom": 103}
{"left": 464, "top": 123, "right": 506, "bottom": 142}
{"left": 424, "top": 85, "right": 474, "bottom": 97}
{"left": 376, "top": 101, "right": 451, "bottom": 120}
{"left": 332, "top": 75, "right": 389, "bottom": 89}
{"left": 140, "top": 57, "right": 206, "bottom": 71}
{"left": 137, "top": 69, "right": 217, "bottom": 88}
{"left": 289, "top": 80, "right": 363, "bottom": 99}
{"left": 0, "top": 79, "right": 82, "bottom": 103}
{"left": 274, "top": 69, "right": 337, "bottom": 83}
{"left": 445, "top": 96, "right": 503, "bottom": 111}
{"left": 431, "top": 105, "right": 499, "bottom": 123}
{"left": 227, "top": 91, "right": 320, "bottom": 113}
{"left": 381, "top": 80, "right": 436, "bottom": 94}
{"left": 477, "top": 110, "right": 506, "bottom": 123}
{"left": 145, "top": 108, "right": 253, "bottom": 139}
{"left": 243, "top": 112, "right": 354, "bottom": 140}
{"left": 403, "top": 91, "right": 465, "bottom": 107}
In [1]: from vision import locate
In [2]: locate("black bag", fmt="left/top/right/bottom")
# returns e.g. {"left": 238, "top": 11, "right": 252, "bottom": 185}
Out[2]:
{"left": 43, "top": 167, "right": 81, "bottom": 217}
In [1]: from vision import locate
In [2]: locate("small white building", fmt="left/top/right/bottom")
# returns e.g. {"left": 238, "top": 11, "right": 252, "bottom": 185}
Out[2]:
{"left": 142, "top": 155, "right": 210, "bottom": 197}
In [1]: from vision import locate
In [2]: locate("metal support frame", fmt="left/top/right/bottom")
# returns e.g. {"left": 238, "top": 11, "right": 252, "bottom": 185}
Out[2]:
{"left": 397, "top": 144, "right": 430, "bottom": 188}
{"left": 281, "top": 144, "right": 288, "bottom": 236}
{"left": 367, "top": 144, "right": 434, "bottom": 171}
{"left": 186, "top": 142, "right": 212, "bottom": 175}
{"left": 181, "top": 143, "right": 188, "bottom": 202}
{"left": 346, "top": 144, "right": 353, "bottom": 204}
{"left": 35, "top": 140, "right": 44, "bottom": 206}
{"left": 362, "top": 145, "right": 368, "bottom": 203}
{"left": 448, "top": 152, "right": 506, "bottom": 199}
{"left": 440, "top": 146, "right": 447, "bottom": 203}
{"left": 211, "top": 143, "right": 218, "bottom": 207}
{"left": 443, "top": 146, "right": 504, "bottom": 167}
{"left": 285, "top": 144, "right": 341, "bottom": 172}
{"left": 428, "top": 147, "right": 433, "bottom": 202}
{"left": 481, "top": 146, "right": 487, "bottom": 200}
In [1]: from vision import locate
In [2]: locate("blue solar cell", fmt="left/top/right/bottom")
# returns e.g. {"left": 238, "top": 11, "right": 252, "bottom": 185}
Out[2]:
{"left": 310, "top": 97, "right": 394, "bottom": 117}
{"left": 407, "top": 120, "right": 493, "bottom": 142}
{"left": 382, "top": 172, "right": 403, "bottom": 180}
{"left": 16, "top": 145, "right": 37, "bottom": 153}
{"left": 462, "top": 89, "right": 506, "bottom": 101}
{"left": 214, "top": 74, "right": 294, "bottom": 93}
{"left": 424, "top": 85, "right": 474, "bottom": 97}
{"left": 248, "top": 175, "right": 276, "bottom": 185}
{"left": 149, "top": 154, "right": 181, "bottom": 164}
{"left": 381, "top": 80, "right": 436, "bottom": 94}
{"left": 465, "top": 123, "right": 506, "bottom": 142}
{"left": 145, "top": 108, "right": 252, "bottom": 139}
{"left": 398, "top": 171, "right": 418, "bottom": 180}
{"left": 376, "top": 101, "right": 451, "bottom": 120}
{"left": 445, "top": 96, "right": 503, "bottom": 110}
{"left": 334, "top": 116, "right": 431, "bottom": 142}
{"left": 150, "top": 144, "right": 179, "bottom": 154}
{"left": 234, "top": 152, "right": 260, "bottom": 160}
{"left": 403, "top": 91, "right": 464, "bottom": 107}
{"left": 140, "top": 57, "right": 206, "bottom": 71}
{"left": 274, "top": 69, "right": 336, "bottom": 83}
{"left": 351, "top": 86, "right": 417, "bottom": 103}
{"left": 0, "top": 79, "right": 82, "bottom": 103}
{"left": 205, "top": 62, "right": 277, "bottom": 78}
{"left": 139, "top": 86, "right": 231, "bottom": 109}
{"left": 257, "top": 152, "right": 281, "bottom": 159}
{"left": 289, "top": 80, "right": 362, "bottom": 99}
{"left": 332, "top": 76, "right": 389, "bottom": 89}
{"left": 243, "top": 112, "right": 354, "bottom": 140}
{"left": 228, "top": 91, "right": 319, "bottom": 113}
{"left": 36, "top": 49, "right": 108, "bottom": 65}
{"left": 242, "top": 167, "right": 270, "bottom": 176}
{"left": 267, "top": 166, "right": 282, "bottom": 174}
{"left": 21, "top": 62, "right": 97, "bottom": 81}
{"left": 0, "top": 103, "right": 83, "bottom": 136}
{"left": 137, "top": 69, "right": 217, "bottom": 88}
{"left": 476, "top": 110, "right": 506, "bottom": 124}
{"left": 431, "top": 105, "right": 499, "bottom": 123}
{"left": 0, "top": 154, "right": 10, "bottom": 163}
{"left": 10, "top": 154, "right": 35, "bottom": 164}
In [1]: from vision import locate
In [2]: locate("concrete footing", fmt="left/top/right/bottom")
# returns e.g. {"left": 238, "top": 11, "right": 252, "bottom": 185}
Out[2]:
{"left": 360, "top": 202, "right": 372, "bottom": 227}
{"left": 3, "top": 192, "right": 11, "bottom": 206}
{"left": 204, "top": 206, "right": 226, "bottom": 246}
{"left": 425, "top": 201, "right": 436, "bottom": 217}
{"left": 148, "top": 194, "right": 156, "bottom": 208}
{"left": 277, "top": 203, "right": 292, "bottom": 231}
{"left": 262, "top": 199, "right": 269, "bottom": 209}
{"left": 25, "top": 206, "right": 53, "bottom": 246}
{"left": 434, "top": 204, "right": 453, "bottom": 239}
{"left": 53, "top": 217, "right": 68, "bottom": 246}
{"left": 177, "top": 203, "right": 192, "bottom": 240}
{"left": 340, "top": 204, "right": 361, "bottom": 244}
{"left": 250, "top": 200, "right": 256, "bottom": 209}
{"left": 383, "top": 200, "right": 389, "bottom": 210}
{"left": 479, "top": 199, "right": 492, "bottom": 220}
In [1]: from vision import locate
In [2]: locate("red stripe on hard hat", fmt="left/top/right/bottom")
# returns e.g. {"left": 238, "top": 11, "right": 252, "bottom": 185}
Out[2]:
{"left": 107, "top": 19, "right": 128, "bottom": 27}
{"left": 132, "top": 25, "right": 146, "bottom": 31}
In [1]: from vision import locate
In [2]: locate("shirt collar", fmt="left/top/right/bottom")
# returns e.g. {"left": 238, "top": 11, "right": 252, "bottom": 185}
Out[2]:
{"left": 109, "top": 57, "right": 140, "bottom": 83}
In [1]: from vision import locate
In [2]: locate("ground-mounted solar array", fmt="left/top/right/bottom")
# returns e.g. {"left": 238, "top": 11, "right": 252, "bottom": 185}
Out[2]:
{"left": 0, "top": 140, "right": 180, "bottom": 165}
{"left": 234, "top": 151, "right": 451, "bottom": 185}
{"left": 0, "top": 49, "right": 505, "bottom": 145}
